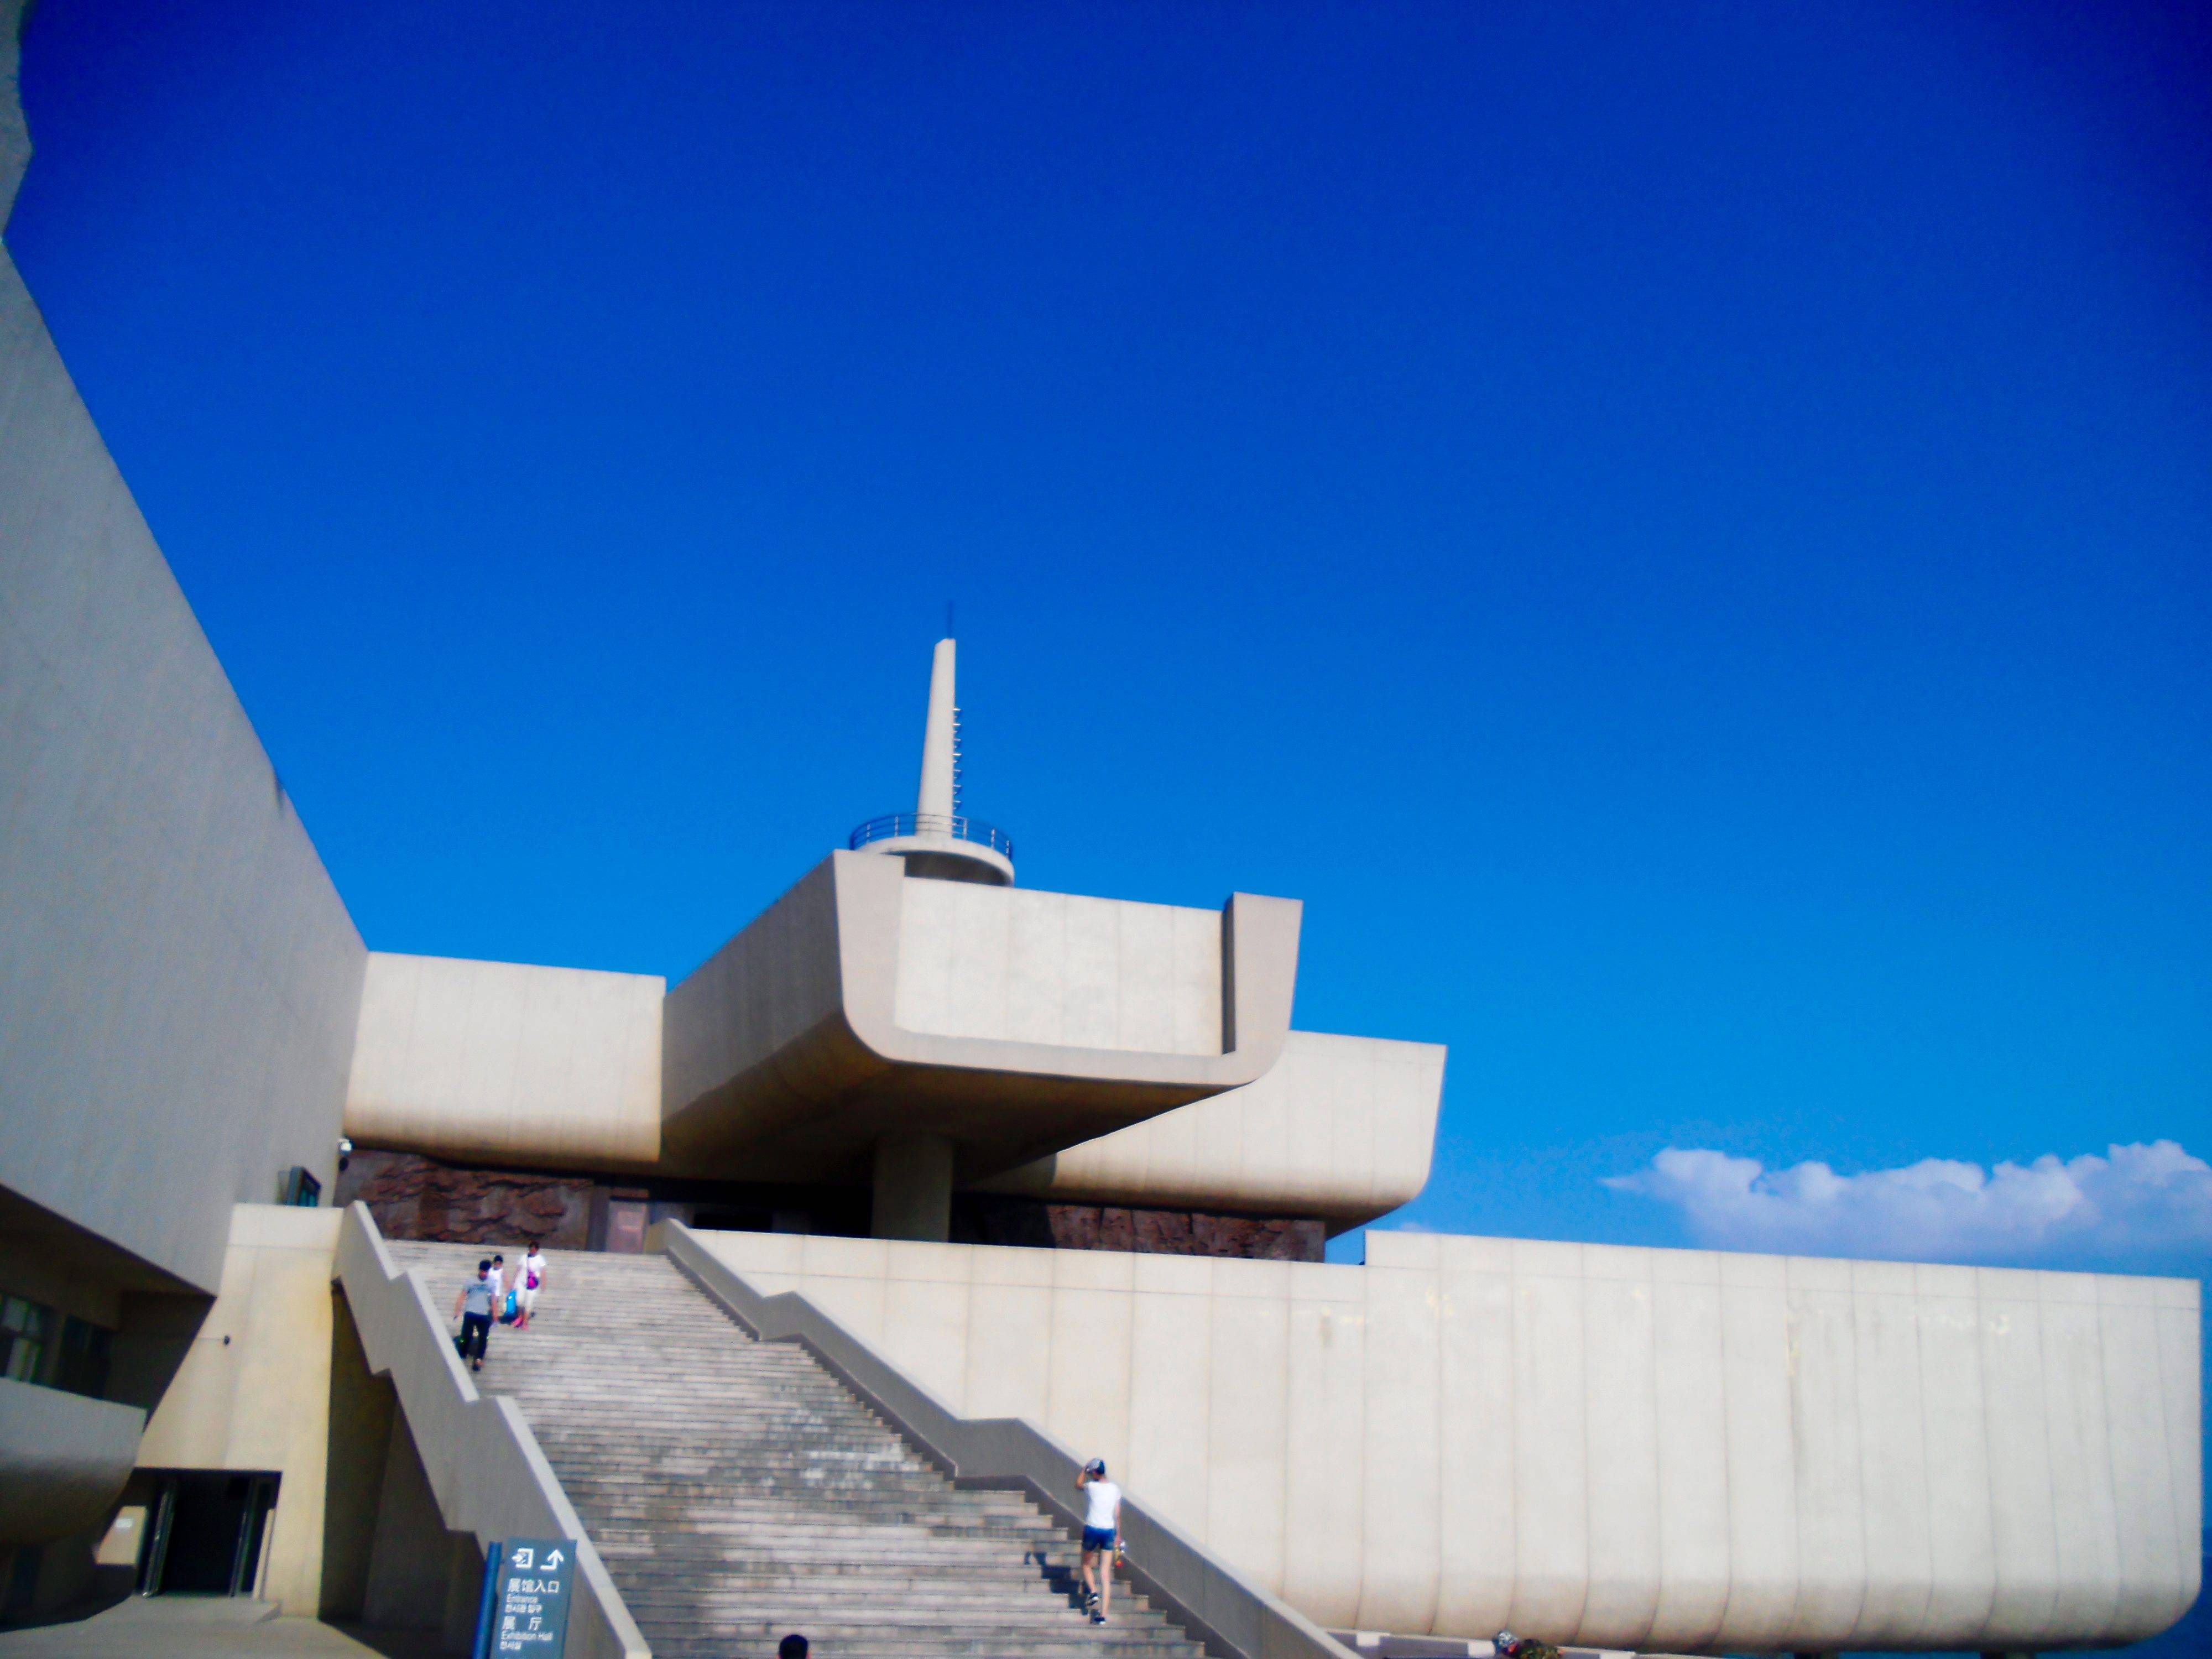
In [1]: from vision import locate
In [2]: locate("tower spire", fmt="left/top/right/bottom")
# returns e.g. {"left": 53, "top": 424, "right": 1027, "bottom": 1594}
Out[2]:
{"left": 916, "top": 635, "right": 957, "bottom": 820}
{"left": 848, "top": 630, "right": 1014, "bottom": 884}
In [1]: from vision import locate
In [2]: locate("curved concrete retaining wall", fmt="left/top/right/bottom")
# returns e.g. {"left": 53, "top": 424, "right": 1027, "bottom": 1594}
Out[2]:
{"left": 677, "top": 1223, "right": 2201, "bottom": 1652}
{"left": 657, "top": 1219, "right": 1359, "bottom": 1659}
{"left": 336, "top": 1205, "right": 649, "bottom": 1659}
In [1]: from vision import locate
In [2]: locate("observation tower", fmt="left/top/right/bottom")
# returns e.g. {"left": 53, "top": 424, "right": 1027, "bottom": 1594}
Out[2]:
{"left": 848, "top": 634, "right": 1015, "bottom": 884}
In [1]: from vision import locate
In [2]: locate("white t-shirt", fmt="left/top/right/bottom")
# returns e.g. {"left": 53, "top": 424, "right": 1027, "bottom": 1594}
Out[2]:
{"left": 1083, "top": 1480, "right": 1121, "bottom": 1531}
{"left": 522, "top": 1251, "right": 545, "bottom": 1289}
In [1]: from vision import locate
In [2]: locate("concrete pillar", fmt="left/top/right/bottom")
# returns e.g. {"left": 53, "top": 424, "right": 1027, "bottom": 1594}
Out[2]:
{"left": 916, "top": 637, "right": 957, "bottom": 820}
{"left": 872, "top": 1133, "right": 954, "bottom": 1242}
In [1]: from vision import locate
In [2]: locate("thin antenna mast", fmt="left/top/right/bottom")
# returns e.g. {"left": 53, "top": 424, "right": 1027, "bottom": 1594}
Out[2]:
{"left": 946, "top": 602, "right": 962, "bottom": 816}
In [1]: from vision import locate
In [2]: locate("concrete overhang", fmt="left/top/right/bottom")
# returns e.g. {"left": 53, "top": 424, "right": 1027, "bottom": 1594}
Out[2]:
{"left": 661, "top": 851, "right": 1301, "bottom": 1183}
{"left": 0, "top": 1378, "right": 146, "bottom": 1546}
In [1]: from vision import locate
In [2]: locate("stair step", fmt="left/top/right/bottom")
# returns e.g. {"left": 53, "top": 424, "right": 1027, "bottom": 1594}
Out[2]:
{"left": 378, "top": 1241, "right": 1203, "bottom": 1658}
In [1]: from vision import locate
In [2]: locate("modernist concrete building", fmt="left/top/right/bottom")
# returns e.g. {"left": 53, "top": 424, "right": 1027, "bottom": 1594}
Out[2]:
{"left": 0, "top": 9, "right": 2201, "bottom": 1654}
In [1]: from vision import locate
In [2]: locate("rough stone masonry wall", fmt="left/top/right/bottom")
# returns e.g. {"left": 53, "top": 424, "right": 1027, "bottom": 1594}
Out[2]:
{"left": 335, "top": 1151, "right": 593, "bottom": 1250}
{"left": 955, "top": 1196, "right": 1326, "bottom": 1261}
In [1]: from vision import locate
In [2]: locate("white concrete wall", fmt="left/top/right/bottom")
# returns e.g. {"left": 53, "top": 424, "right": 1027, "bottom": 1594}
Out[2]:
{"left": 974, "top": 1030, "right": 1443, "bottom": 1224}
{"left": 690, "top": 1227, "right": 2202, "bottom": 1652}
{"left": 894, "top": 880, "right": 1224, "bottom": 1056}
{"left": 0, "top": 236, "right": 366, "bottom": 1295}
{"left": 345, "top": 952, "right": 664, "bottom": 1167}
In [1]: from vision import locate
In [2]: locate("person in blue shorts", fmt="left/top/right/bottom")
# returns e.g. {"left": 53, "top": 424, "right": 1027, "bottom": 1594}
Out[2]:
{"left": 1077, "top": 1458, "right": 1122, "bottom": 1624}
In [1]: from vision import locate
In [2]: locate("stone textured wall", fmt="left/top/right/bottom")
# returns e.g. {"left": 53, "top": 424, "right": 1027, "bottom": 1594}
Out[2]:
{"left": 956, "top": 1196, "right": 1324, "bottom": 1261}
{"left": 335, "top": 1151, "right": 592, "bottom": 1251}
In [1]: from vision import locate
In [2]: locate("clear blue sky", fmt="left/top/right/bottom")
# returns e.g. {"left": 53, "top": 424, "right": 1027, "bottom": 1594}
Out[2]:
{"left": 9, "top": 2, "right": 2210, "bottom": 1279}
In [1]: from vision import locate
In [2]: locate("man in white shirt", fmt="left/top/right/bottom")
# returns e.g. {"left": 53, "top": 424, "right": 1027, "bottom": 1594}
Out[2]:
{"left": 1076, "top": 1458, "right": 1121, "bottom": 1624}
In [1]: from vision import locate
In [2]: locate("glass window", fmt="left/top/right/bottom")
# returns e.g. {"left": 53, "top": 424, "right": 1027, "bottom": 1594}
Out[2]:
{"left": 1, "top": 1296, "right": 53, "bottom": 1384}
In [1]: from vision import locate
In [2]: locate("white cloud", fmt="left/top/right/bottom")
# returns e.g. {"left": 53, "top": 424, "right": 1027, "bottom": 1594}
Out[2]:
{"left": 1604, "top": 1139, "right": 2212, "bottom": 1271}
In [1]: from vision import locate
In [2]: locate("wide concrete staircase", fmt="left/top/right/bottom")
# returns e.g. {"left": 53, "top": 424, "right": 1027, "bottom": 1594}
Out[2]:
{"left": 387, "top": 1242, "right": 1206, "bottom": 1659}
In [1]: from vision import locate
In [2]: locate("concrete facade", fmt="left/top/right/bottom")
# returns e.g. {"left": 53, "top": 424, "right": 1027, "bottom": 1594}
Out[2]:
{"left": 132, "top": 1207, "right": 348, "bottom": 1614}
{"left": 0, "top": 8, "right": 2201, "bottom": 1650}
{"left": 343, "top": 952, "right": 665, "bottom": 1170}
{"left": 688, "top": 1225, "right": 2203, "bottom": 1651}
{"left": 2, "top": 16, "right": 367, "bottom": 1607}
{"left": 893, "top": 880, "right": 1225, "bottom": 1056}
{"left": 659, "top": 849, "right": 1301, "bottom": 1186}
{"left": 977, "top": 1029, "right": 1444, "bottom": 1228}
{"left": 0, "top": 238, "right": 365, "bottom": 1298}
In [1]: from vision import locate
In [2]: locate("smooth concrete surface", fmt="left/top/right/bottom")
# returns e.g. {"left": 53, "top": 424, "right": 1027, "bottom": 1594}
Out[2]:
{"left": 333, "top": 1206, "right": 648, "bottom": 1659}
{"left": 867, "top": 830, "right": 1016, "bottom": 884}
{"left": 872, "top": 1131, "right": 956, "bottom": 1241}
{"left": 895, "top": 880, "right": 1224, "bottom": 1055}
{"left": 0, "top": 1379, "right": 146, "bottom": 1546}
{"left": 344, "top": 952, "right": 664, "bottom": 1168}
{"left": 916, "top": 637, "right": 959, "bottom": 821}
{"left": 0, "top": 1597, "right": 445, "bottom": 1658}
{"left": 359, "top": 1409, "right": 466, "bottom": 1638}
{"left": 860, "top": 635, "right": 1017, "bottom": 884}
{"left": 977, "top": 1029, "right": 1444, "bottom": 1227}
{"left": 661, "top": 850, "right": 1301, "bottom": 1182}
{"left": 0, "top": 236, "right": 366, "bottom": 1297}
{"left": 317, "top": 1298, "right": 397, "bottom": 1623}
{"left": 1, "top": 0, "right": 27, "bottom": 227}
{"left": 659, "top": 1220, "right": 1361, "bottom": 1659}
{"left": 685, "top": 1225, "right": 2203, "bottom": 1652}
{"left": 135, "top": 1205, "right": 346, "bottom": 1614}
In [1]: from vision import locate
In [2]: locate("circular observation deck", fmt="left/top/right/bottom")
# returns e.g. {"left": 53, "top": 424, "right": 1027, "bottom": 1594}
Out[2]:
{"left": 849, "top": 812, "right": 1015, "bottom": 885}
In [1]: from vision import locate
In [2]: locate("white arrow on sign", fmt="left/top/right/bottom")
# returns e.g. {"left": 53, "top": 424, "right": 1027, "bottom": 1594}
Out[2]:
{"left": 543, "top": 1548, "right": 565, "bottom": 1569}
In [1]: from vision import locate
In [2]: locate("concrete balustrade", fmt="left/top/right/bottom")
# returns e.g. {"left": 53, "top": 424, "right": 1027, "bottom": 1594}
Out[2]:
{"left": 334, "top": 1205, "right": 649, "bottom": 1659}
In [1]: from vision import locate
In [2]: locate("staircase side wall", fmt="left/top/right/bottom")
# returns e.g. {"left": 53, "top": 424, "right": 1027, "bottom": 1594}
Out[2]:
{"left": 334, "top": 1203, "right": 651, "bottom": 1659}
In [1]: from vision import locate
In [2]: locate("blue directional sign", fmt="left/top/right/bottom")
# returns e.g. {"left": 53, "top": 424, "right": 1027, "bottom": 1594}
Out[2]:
{"left": 472, "top": 1537, "right": 577, "bottom": 1659}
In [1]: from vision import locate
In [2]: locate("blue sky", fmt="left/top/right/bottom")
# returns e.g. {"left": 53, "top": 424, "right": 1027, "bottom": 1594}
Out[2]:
{"left": 8, "top": 2, "right": 2210, "bottom": 1285}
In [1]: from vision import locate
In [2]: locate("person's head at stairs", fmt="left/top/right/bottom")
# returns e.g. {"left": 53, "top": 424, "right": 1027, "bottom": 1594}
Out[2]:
{"left": 778, "top": 1635, "right": 808, "bottom": 1658}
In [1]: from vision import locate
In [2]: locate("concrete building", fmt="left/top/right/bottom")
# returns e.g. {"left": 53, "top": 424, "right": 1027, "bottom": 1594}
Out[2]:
{"left": 0, "top": 8, "right": 2200, "bottom": 1652}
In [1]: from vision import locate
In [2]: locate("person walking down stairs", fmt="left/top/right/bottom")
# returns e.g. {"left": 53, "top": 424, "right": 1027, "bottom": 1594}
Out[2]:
{"left": 515, "top": 1242, "right": 547, "bottom": 1329}
{"left": 450, "top": 1258, "right": 498, "bottom": 1371}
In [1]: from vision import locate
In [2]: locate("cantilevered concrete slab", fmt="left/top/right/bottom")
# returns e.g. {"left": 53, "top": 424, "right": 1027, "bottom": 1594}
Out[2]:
{"left": 661, "top": 849, "right": 1301, "bottom": 1187}
{"left": 973, "top": 1028, "right": 1445, "bottom": 1230}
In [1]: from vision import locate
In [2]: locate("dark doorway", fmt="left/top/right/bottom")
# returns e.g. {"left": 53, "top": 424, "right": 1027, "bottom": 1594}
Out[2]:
{"left": 138, "top": 1472, "right": 278, "bottom": 1597}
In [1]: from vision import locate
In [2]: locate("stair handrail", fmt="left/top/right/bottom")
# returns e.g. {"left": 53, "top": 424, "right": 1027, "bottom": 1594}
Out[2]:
{"left": 657, "top": 1220, "right": 1361, "bottom": 1659}
{"left": 336, "top": 1203, "right": 651, "bottom": 1659}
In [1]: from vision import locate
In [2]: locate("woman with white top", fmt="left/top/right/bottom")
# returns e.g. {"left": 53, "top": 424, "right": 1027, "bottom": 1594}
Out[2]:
{"left": 1076, "top": 1458, "right": 1121, "bottom": 1624}
{"left": 515, "top": 1243, "right": 547, "bottom": 1329}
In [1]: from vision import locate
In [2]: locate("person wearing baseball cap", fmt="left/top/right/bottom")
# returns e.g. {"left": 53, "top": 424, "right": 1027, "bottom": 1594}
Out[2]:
{"left": 1077, "top": 1458, "right": 1122, "bottom": 1624}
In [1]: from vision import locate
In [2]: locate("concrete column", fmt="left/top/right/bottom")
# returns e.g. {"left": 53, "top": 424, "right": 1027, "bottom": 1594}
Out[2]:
{"left": 872, "top": 1133, "right": 954, "bottom": 1242}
